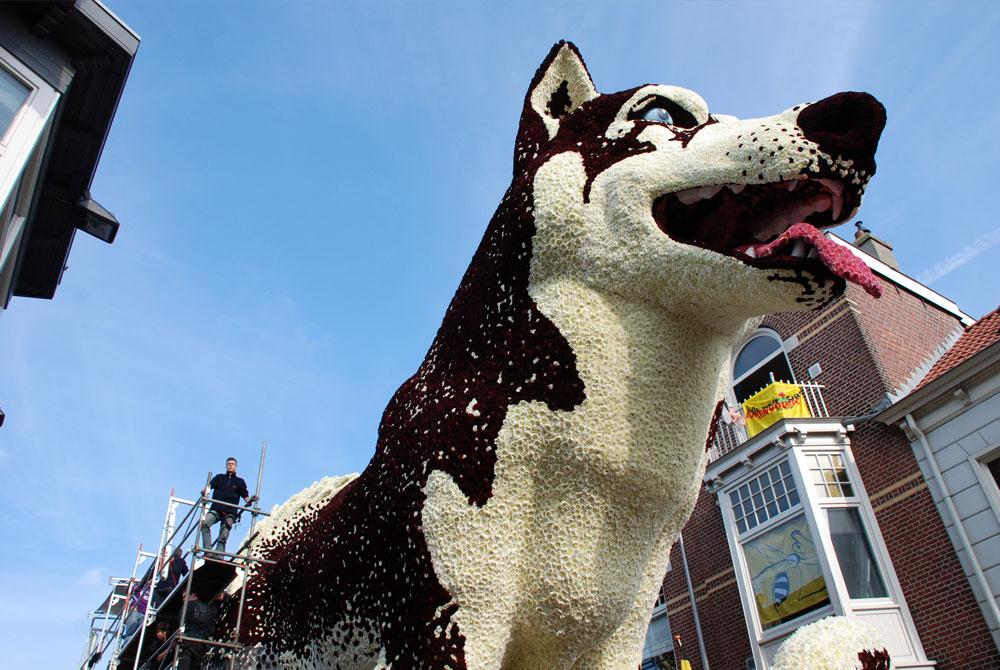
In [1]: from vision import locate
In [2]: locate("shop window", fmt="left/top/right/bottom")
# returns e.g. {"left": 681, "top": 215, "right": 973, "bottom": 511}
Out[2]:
{"left": 733, "top": 332, "right": 795, "bottom": 404}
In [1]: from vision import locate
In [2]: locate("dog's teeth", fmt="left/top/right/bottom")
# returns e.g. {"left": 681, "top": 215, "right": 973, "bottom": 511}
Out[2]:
{"left": 807, "top": 248, "right": 818, "bottom": 259}
{"left": 675, "top": 188, "right": 702, "bottom": 205}
{"left": 676, "top": 185, "right": 724, "bottom": 204}
{"left": 786, "top": 180, "right": 799, "bottom": 192}
{"left": 700, "top": 185, "right": 723, "bottom": 200}
{"left": 818, "top": 178, "right": 844, "bottom": 197}
{"left": 727, "top": 183, "right": 746, "bottom": 194}
{"left": 831, "top": 195, "right": 843, "bottom": 220}
{"left": 744, "top": 246, "right": 757, "bottom": 259}
{"left": 791, "top": 241, "right": 808, "bottom": 258}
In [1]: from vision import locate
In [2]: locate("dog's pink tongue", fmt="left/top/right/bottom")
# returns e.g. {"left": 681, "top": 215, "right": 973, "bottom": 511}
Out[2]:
{"left": 756, "top": 223, "right": 882, "bottom": 298}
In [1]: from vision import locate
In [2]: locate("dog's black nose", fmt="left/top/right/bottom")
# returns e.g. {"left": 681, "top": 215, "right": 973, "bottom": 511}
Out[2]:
{"left": 796, "top": 92, "right": 886, "bottom": 176}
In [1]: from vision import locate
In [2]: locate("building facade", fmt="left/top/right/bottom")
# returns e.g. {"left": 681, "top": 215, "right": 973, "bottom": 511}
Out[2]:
{"left": 0, "top": 0, "right": 137, "bottom": 312}
{"left": 645, "top": 233, "right": 1000, "bottom": 669}
{"left": 878, "top": 308, "right": 1000, "bottom": 656}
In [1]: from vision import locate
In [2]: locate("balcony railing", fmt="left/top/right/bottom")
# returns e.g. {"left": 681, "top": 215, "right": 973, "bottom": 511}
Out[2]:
{"left": 707, "top": 382, "right": 829, "bottom": 463}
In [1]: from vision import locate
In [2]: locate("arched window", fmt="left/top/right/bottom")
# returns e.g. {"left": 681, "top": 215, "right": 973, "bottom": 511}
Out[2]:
{"left": 732, "top": 331, "right": 794, "bottom": 404}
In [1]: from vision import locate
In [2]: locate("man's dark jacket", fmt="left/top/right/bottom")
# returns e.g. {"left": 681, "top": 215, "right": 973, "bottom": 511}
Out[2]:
{"left": 209, "top": 472, "right": 248, "bottom": 515}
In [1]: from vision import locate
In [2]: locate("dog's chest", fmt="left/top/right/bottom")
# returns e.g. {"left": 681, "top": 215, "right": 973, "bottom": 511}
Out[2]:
{"left": 420, "top": 282, "right": 728, "bottom": 664}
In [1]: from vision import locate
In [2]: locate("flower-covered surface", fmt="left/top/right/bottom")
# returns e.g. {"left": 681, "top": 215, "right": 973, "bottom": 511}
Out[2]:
{"left": 230, "top": 42, "right": 886, "bottom": 669}
{"left": 771, "top": 616, "right": 891, "bottom": 670}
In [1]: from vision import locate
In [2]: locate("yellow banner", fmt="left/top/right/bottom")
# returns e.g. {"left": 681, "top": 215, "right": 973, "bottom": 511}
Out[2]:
{"left": 742, "top": 382, "right": 811, "bottom": 437}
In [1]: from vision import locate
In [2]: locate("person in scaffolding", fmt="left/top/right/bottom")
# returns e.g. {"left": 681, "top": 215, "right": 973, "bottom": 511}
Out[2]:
{"left": 152, "top": 547, "right": 189, "bottom": 607}
{"left": 176, "top": 591, "right": 216, "bottom": 670}
{"left": 141, "top": 621, "right": 173, "bottom": 670}
{"left": 200, "top": 457, "right": 256, "bottom": 555}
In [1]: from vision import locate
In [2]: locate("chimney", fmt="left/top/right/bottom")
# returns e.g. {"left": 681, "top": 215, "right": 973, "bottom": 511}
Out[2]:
{"left": 853, "top": 221, "right": 899, "bottom": 270}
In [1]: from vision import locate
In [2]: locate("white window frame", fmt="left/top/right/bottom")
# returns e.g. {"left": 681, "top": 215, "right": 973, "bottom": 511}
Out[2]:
{"left": 0, "top": 44, "right": 60, "bottom": 213}
{"left": 718, "top": 438, "right": 929, "bottom": 668}
{"left": 730, "top": 329, "right": 796, "bottom": 407}
{"left": 791, "top": 446, "right": 899, "bottom": 613}
{"left": 972, "top": 441, "right": 1000, "bottom": 526}
{"left": 0, "top": 118, "right": 53, "bottom": 302}
{"left": 722, "top": 451, "right": 838, "bottom": 647}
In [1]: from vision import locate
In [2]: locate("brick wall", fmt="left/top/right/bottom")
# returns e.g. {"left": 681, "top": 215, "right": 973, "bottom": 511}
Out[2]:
{"left": 764, "top": 298, "right": 888, "bottom": 417}
{"left": 849, "top": 282, "right": 964, "bottom": 394}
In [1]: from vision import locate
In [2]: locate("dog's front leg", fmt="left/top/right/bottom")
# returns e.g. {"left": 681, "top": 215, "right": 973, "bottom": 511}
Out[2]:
{"left": 568, "top": 529, "right": 676, "bottom": 670}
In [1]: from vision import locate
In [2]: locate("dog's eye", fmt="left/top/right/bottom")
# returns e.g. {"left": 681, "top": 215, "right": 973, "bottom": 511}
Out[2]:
{"left": 630, "top": 97, "right": 699, "bottom": 128}
{"left": 642, "top": 107, "right": 674, "bottom": 124}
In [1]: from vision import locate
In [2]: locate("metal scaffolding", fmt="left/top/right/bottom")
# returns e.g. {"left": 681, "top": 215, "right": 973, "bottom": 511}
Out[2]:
{"left": 81, "top": 442, "right": 273, "bottom": 670}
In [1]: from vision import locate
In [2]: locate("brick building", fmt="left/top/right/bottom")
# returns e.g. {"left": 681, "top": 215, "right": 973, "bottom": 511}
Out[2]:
{"left": 644, "top": 230, "right": 1000, "bottom": 670}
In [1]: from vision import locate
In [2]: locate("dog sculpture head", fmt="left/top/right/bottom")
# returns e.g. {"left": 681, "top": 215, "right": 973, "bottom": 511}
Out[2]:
{"left": 518, "top": 42, "right": 885, "bottom": 327}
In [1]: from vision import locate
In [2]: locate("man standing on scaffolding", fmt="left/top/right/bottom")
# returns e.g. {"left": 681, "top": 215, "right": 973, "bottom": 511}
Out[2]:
{"left": 200, "top": 457, "right": 255, "bottom": 555}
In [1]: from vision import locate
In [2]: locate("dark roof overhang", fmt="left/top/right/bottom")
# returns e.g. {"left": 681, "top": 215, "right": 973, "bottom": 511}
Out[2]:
{"left": 7, "top": 1, "right": 138, "bottom": 300}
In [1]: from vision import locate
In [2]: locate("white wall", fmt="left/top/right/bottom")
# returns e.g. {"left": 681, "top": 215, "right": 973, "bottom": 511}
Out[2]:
{"left": 912, "top": 370, "right": 1000, "bottom": 649}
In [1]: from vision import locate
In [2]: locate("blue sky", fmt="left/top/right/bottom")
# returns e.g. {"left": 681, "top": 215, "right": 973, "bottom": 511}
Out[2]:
{"left": 1, "top": 1, "right": 999, "bottom": 666}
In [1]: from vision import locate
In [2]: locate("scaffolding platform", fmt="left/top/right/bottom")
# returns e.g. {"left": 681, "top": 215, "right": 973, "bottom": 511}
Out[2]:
{"left": 80, "top": 442, "right": 271, "bottom": 670}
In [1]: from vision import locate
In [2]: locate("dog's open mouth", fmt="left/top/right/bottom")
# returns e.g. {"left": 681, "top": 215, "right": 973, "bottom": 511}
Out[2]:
{"left": 652, "top": 178, "right": 881, "bottom": 297}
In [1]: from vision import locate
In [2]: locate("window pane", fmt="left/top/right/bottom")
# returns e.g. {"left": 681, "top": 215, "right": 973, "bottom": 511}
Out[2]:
{"left": 0, "top": 68, "right": 30, "bottom": 138}
{"left": 733, "top": 357, "right": 795, "bottom": 404}
{"left": 807, "top": 453, "right": 853, "bottom": 498}
{"left": 744, "top": 515, "right": 830, "bottom": 630}
{"left": 642, "top": 611, "right": 673, "bottom": 660}
{"left": 733, "top": 336, "right": 782, "bottom": 379}
{"left": 729, "top": 460, "right": 801, "bottom": 535}
{"left": 827, "top": 508, "right": 888, "bottom": 599}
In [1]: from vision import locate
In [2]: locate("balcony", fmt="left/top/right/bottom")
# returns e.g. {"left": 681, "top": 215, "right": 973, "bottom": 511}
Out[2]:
{"left": 708, "top": 382, "right": 829, "bottom": 463}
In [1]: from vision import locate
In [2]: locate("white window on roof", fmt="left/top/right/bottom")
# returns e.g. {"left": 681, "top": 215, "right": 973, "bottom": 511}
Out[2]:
{"left": 0, "top": 45, "right": 59, "bottom": 205}
{"left": 0, "top": 67, "right": 30, "bottom": 139}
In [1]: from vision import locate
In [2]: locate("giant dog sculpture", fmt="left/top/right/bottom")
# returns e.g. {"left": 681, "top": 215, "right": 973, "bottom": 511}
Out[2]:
{"left": 236, "top": 42, "right": 885, "bottom": 669}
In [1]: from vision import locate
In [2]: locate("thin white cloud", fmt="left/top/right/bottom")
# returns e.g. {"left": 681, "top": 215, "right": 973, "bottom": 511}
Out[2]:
{"left": 79, "top": 567, "right": 104, "bottom": 587}
{"left": 918, "top": 228, "right": 1000, "bottom": 284}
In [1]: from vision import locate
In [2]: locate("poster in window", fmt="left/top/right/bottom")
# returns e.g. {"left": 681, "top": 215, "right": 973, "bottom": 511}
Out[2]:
{"left": 744, "top": 514, "right": 829, "bottom": 629}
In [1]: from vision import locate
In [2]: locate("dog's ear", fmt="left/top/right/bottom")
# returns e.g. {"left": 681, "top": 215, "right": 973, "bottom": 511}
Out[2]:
{"left": 514, "top": 41, "right": 599, "bottom": 173}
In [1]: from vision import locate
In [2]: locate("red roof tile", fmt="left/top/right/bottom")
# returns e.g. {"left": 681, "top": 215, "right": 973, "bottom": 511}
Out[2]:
{"left": 917, "top": 306, "right": 1000, "bottom": 389}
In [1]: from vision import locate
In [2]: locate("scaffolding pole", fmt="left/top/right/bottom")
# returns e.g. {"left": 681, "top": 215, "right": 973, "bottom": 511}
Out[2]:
{"left": 233, "top": 440, "right": 267, "bottom": 652}
{"left": 129, "top": 489, "right": 175, "bottom": 670}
